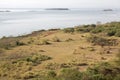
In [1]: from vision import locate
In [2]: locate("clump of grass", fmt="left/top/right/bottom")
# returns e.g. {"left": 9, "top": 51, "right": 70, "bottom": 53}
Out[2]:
{"left": 52, "top": 36, "right": 61, "bottom": 42}
{"left": 37, "top": 39, "right": 51, "bottom": 45}
{"left": 18, "top": 54, "right": 52, "bottom": 66}
{"left": 20, "top": 71, "right": 38, "bottom": 79}
{"left": 39, "top": 50, "right": 45, "bottom": 52}
{"left": 65, "top": 38, "right": 74, "bottom": 42}
{"left": 59, "top": 68, "right": 82, "bottom": 80}
{"left": 45, "top": 61, "right": 88, "bottom": 70}
{"left": 45, "top": 63, "right": 60, "bottom": 70}
{"left": 28, "top": 38, "right": 34, "bottom": 44}
{"left": 87, "top": 47, "right": 96, "bottom": 51}
{"left": 47, "top": 70, "right": 57, "bottom": 77}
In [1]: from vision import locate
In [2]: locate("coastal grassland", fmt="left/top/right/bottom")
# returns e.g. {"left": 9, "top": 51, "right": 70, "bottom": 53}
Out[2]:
{"left": 0, "top": 22, "right": 120, "bottom": 80}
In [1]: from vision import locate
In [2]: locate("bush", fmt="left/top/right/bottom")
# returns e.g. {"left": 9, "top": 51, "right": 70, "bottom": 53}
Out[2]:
{"left": 91, "top": 26, "right": 104, "bottom": 33}
{"left": 24, "top": 54, "right": 51, "bottom": 65}
{"left": 87, "top": 35, "right": 118, "bottom": 47}
{"left": 16, "top": 41, "right": 26, "bottom": 46}
{"left": 90, "top": 24, "right": 96, "bottom": 27}
{"left": 107, "top": 30, "right": 116, "bottom": 36}
{"left": 74, "top": 27, "right": 83, "bottom": 32}
{"left": 85, "top": 62, "right": 120, "bottom": 80}
{"left": 63, "top": 28, "right": 74, "bottom": 33}
{"left": 59, "top": 68, "right": 82, "bottom": 80}
{"left": 47, "top": 71, "right": 56, "bottom": 77}
{"left": 75, "top": 25, "right": 96, "bottom": 33}
{"left": 0, "top": 37, "right": 25, "bottom": 49}
{"left": 115, "top": 31, "right": 120, "bottom": 37}
{"left": 48, "top": 28, "right": 60, "bottom": 31}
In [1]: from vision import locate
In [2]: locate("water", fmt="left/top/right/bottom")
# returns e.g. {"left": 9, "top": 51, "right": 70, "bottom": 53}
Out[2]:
{"left": 0, "top": 8, "right": 120, "bottom": 37}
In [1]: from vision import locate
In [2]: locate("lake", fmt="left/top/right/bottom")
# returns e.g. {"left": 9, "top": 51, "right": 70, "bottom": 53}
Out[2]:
{"left": 0, "top": 8, "right": 120, "bottom": 37}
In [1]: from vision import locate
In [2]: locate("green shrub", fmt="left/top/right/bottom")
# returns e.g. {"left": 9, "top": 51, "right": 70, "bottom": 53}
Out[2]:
{"left": 74, "top": 26, "right": 85, "bottom": 32}
{"left": 107, "top": 30, "right": 116, "bottom": 36}
{"left": 0, "top": 37, "right": 25, "bottom": 49}
{"left": 63, "top": 28, "right": 74, "bottom": 33}
{"left": 115, "top": 31, "right": 120, "bottom": 37}
{"left": 23, "top": 54, "right": 52, "bottom": 65}
{"left": 91, "top": 26, "right": 104, "bottom": 33}
{"left": 47, "top": 71, "right": 56, "bottom": 77}
{"left": 75, "top": 25, "right": 96, "bottom": 33}
{"left": 48, "top": 28, "right": 60, "bottom": 31}
{"left": 114, "top": 75, "right": 120, "bottom": 80}
{"left": 59, "top": 68, "right": 82, "bottom": 80}
{"left": 85, "top": 62, "right": 120, "bottom": 80}
{"left": 79, "top": 27, "right": 93, "bottom": 32}
{"left": 87, "top": 35, "right": 118, "bottom": 47}
{"left": 16, "top": 41, "right": 26, "bottom": 46}
{"left": 90, "top": 24, "right": 96, "bottom": 27}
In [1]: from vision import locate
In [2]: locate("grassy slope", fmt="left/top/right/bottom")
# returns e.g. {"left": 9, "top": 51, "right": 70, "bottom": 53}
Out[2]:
{"left": 0, "top": 22, "right": 120, "bottom": 79}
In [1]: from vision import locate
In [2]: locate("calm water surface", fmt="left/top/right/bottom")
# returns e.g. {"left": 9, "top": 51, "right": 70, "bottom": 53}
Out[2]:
{"left": 0, "top": 8, "right": 120, "bottom": 37}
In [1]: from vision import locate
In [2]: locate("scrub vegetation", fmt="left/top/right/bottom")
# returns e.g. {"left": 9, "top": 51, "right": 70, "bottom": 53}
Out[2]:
{"left": 0, "top": 22, "right": 120, "bottom": 80}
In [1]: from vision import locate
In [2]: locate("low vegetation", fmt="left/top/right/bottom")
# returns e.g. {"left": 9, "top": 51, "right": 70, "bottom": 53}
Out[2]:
{"left": 52, "top": 36, "right": 61, "bottom": 42}
{"left": 87, "top": 35, "right": 118, "bottom": 47}
{"left": 0, "top": 53, "right": 51, "bottom": 79}
{"left": 0, "top": 22, "right": 120, "bottom": 80}
{"left": 0, "top": 37, "right": 25, "bottom": 50}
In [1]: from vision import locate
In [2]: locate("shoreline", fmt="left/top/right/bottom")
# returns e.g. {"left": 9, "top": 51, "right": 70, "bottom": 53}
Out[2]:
{"left": 0, "top": 21, "right": 119, "bottom": 39}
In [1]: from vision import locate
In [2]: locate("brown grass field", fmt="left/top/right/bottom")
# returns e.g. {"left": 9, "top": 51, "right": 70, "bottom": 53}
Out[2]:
{"left": 0, "top": 22, "right": 120, "bottom": 79}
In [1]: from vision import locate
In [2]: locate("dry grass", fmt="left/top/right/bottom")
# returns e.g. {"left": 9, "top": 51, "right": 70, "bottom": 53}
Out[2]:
{"left": 1, "top": 30, "right": 119, "bottom": 73}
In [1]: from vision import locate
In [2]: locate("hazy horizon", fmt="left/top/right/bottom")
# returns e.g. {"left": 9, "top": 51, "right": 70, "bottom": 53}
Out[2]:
{"left": 0, "top": 0, "right": 120, "bottom": 8}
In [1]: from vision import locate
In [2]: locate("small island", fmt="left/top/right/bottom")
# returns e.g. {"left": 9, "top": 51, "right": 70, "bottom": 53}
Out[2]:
{"left": 103, "top": 9, "right": 113, "bottom": 11}
{"left": 45, "top": 8, "right": 69, "bottom": 10}
{"left": 0, "top": 10, "right": 10, "bottom": 12}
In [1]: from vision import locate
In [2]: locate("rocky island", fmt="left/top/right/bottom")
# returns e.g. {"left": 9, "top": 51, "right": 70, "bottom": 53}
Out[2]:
{"left": 0, "top": 10, "right": 10, "bottom": 12}
{"left": 103, "top": 9, "right": 113, "bottom": 11}
{"left": 45, "top": 8, "right": 69, "bottom": 10}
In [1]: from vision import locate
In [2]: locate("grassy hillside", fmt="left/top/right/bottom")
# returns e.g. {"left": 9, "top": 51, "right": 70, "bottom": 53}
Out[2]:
{"left": 0, "top": 22, "right": 120, "bottom": 80}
